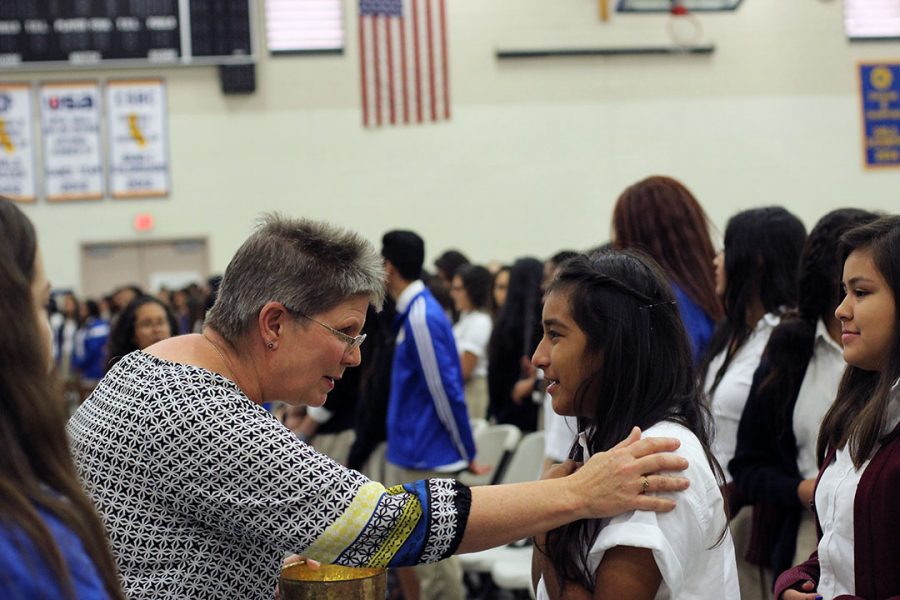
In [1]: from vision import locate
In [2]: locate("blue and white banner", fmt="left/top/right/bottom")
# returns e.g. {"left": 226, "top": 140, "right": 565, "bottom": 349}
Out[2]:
{"left": 859, "top": 63, "right": 900, "bottom": 168}
{"left": 40, "top": 80, "right": 104, "bottom": 201}
{"left": 107, "top": 79, "right": 170, "bottom": 198}
{"left": 0, "top": 83, "right": 37, "bottom": 202}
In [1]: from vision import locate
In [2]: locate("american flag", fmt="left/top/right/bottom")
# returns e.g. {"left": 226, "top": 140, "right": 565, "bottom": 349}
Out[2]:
{"left": 358, "top": 0, "right": 450, "bottom": 127}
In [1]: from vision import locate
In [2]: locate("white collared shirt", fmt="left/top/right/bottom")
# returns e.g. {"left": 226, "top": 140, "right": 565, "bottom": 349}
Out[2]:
{"left": 815, "top": 381, "right": 900, "bottom": 598}
{"left": 536, "top": 421, "right": 739, "bottom": 599}
{"left": 705, "top": 312, "right": 780, "bottom": 482}
{"left": 793, "top": 320, "right": 846, "bottom": 479}
{"left": 452, "top": 310, "right": 493, "bottom": 378}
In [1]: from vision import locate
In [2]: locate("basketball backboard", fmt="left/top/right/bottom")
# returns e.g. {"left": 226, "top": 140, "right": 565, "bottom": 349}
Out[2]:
{"left": 617, "top": 0, "right": 742, "bottom": 12}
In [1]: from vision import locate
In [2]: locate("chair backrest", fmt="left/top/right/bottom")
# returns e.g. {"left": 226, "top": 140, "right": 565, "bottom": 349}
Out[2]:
{"left": 500, "top": 431, "right": 546, "bottom": 485}
{"left": 458, "top": 424, "right": 522, "bottom": 487}
{"left": 469, "top": 417, "right": 488, "bottom": 439}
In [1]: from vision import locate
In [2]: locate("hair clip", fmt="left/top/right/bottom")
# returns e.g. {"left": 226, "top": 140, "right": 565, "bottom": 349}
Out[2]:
{"left": 639, "top": 300, "right": 677, "bottom": 311}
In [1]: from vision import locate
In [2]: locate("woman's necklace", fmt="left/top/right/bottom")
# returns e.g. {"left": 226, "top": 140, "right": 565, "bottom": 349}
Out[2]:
{"left": 202, "top": 333, "right": 236, "bottom": 383}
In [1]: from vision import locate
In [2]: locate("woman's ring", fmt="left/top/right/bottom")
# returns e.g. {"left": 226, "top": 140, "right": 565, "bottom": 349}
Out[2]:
{"left": 640, "top": 476, "right": 650, "bottom": 494}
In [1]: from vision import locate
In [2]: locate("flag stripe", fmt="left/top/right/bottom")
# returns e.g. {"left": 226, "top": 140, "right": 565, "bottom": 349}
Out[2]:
{"left": 372, "top": 16, "right": 382, "bottom": 126}
{"left": 439, "top": 0, "right": 450, "bottom": 119}
{"left": 411, "top": 0, "right": 423, "bottom": 123}
{"left": 359, "top": 14, "right": 370, "bottom": 126}
{"left": 425, "top": 0, "right": 437, "bottom": 121}
{"left": 386, "top": 17, "right": 396, "bottom": 124}
{"left": 399, "top": 18, "right": 409, "bottom": 123}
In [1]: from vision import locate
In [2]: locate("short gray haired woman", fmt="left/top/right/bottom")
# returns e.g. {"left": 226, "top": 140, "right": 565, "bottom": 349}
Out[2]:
{"left": 68, "top": 214, "right": 690, "bottom": 600}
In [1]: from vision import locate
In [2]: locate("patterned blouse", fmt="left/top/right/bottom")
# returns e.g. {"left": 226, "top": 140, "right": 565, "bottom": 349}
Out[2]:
{"left": 67, "top": 351, "right": 471, "bottom": 600}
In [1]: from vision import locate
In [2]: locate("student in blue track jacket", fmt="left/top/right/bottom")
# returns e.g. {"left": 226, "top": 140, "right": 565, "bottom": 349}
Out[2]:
{"left": 381, "top": 230, "right": 477, "bottom": 600}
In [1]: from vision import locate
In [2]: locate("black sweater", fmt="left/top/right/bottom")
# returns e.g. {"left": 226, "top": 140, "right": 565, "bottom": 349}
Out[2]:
{"left": 730, "top": 354, "right": 809, "bottom": 583}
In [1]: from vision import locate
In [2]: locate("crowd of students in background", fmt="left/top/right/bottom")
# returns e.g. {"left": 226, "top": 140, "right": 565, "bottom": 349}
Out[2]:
{"left": 256, "top": 177, "right": 897, "bottom": 600}
{"left": 11, "top": 173, "right": 900, "bottom": 599}
{"left": 48, "top": 277, "right": 222, "bottom": 403}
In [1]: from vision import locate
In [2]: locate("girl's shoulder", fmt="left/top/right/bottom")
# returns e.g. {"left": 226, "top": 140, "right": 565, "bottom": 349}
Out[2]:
{"left": 640, "top": 421, "right": 723, "bottom": 501}
{"left": 0, "top": 507, "right": 110, "bottom": 598}
{"left": 641, "top": 420, "right": 702, "bottom": 451}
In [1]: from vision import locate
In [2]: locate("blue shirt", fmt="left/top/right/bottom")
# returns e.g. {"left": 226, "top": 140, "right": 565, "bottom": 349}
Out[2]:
{"left": 73, "top": 318, "right": 110, "bottom": 380}
{"left": 672, "top": 284, "right": 715, "bottom": 364}
{"left": 0, "top": 506, "right": 110, "bottom": 599}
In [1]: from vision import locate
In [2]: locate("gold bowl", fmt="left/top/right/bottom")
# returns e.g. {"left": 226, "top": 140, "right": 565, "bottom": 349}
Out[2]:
{"left": 279, "top": 563, "right": 387, "bottom": 600}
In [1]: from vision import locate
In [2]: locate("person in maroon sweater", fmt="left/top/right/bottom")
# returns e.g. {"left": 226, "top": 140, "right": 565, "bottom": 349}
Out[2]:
{"left": 776, "top": 215, "right": 900, "bottom": 600}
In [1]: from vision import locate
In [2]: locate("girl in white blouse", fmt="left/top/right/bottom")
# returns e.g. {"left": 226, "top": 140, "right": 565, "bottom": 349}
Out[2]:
{"left": 703, "top": 206, "right": 807, "bottom": 488}
{"left": 532, "top": 251, "right": 739, "bottom": 600}
{"left": 777, "top": 215, "right": 900, "bottom": 600}
{"left": 702, "top": 207, "right": 806, "bottom": 600}
{"left": 450, "top": 264, "right": 494, "bottom": 420}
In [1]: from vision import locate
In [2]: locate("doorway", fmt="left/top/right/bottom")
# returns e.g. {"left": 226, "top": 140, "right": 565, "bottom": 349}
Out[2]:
{"left": 80, "top": 238, "right": 210, "bottom": 299}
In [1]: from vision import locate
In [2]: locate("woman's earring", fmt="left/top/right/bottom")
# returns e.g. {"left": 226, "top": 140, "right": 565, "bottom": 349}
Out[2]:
{"left": 266, "top": 341, "right": 275, "bottom": 350}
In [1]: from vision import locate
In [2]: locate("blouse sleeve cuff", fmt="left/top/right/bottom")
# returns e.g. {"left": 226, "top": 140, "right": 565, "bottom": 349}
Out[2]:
{"left": 438, "top": 480, "right": 471, "bottom": 560}
{"left": 773, "top": 566, "right": 818, "bottom": 599}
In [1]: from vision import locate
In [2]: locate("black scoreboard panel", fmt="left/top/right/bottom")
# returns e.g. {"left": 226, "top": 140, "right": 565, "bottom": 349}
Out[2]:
{"left": 190, "top": 0, "right": 251, "bottom": 58}
{"left": 0, "top": 0, "right": 253, "bottom": 69}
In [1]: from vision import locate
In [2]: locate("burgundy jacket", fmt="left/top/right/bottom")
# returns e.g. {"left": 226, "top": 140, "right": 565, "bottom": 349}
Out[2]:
{"left": 774, "top": 425, "right": 900, "bottom": 600}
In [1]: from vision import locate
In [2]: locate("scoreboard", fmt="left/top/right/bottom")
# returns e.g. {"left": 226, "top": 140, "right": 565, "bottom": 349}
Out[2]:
{"left": 0, "top": 0, "right": 255, "bottom": 70}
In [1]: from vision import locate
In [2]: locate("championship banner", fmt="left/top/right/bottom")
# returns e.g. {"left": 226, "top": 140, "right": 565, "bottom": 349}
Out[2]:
{"left": 40, "top": 81, "right": 104, "bottom": 201}
{"left": 106, "top": 79, "right": 170, "bottom": 198}
{"left": 0, "top": 83, "right": 37, "bottom": 202}
{"left": 859, "top": 63, "right": 900, "bottom": 169}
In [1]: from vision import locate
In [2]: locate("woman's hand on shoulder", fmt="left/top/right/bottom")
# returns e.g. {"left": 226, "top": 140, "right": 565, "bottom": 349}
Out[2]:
{"left": 569, "top": 427, "right": 689, "bottom": 519}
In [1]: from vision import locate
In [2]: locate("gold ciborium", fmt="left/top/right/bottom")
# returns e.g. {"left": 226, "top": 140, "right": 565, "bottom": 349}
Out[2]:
{"left": 279, "top": 563, "right": 387, "bottom": 600}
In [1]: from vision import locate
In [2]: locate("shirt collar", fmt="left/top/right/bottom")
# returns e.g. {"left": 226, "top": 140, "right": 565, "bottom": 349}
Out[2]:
{"left": 395, "top": 280, "right": 425, "bottom": 314}
{"left": 815, "top": 318, "right": 843, "bottom": 355}
{"left": 886, "top": 378, "right": 900, "bottom": 434}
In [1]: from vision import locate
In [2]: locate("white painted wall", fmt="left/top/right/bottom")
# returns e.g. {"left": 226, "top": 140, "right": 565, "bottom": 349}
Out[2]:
{"left": 8, "top": 0, "right": 900, "bottom": 292}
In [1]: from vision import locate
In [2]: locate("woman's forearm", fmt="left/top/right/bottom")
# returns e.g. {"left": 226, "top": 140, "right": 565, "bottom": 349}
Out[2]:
{"left": 458, "top": 479, "right": 583, "bottom": 554}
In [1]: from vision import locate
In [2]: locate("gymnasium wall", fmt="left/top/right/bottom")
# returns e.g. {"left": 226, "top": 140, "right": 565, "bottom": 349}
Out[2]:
{"left": 10, "top": 0, "right": 899, "bottom": 291}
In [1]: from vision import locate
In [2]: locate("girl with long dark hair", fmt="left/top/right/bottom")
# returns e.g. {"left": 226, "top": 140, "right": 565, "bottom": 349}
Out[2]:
{"left": 776, "top": 215, "right": 900, "bottom": 600}
{"left": 491, "top": 265, "right": 511, "bottom": 317}
{"left": 613, "top": 175, "right": 723, "bottom": 361}
{"left": 532, "top": 251, "right": 736, "bottom": 599}
{"left": 0, "top": 198, "right": 124, "bottom": 599}
{"left": 703, "top": 207, "right": 807, "bottom": 490}
{"left": 702, "top": 206, "right": 805, "bottom": 600}
{"left": 729, "top": 209, "right": 878, "bottom": 583}
{"left": 487, "top": 257, "right": 544, "bottom": 431}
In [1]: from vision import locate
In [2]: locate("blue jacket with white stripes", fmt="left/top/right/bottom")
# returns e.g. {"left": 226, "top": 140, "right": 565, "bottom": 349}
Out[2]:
{"left": 386, "top": 285, "right": 476, "bottom": 471}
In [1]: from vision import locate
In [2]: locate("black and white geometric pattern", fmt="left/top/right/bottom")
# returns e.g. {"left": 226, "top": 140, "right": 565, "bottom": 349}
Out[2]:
{"left": 422, "top": 479, "right": 467, "bottom": 563}
{"left": 67, "top": 351, "right": 471, "bottom": 600}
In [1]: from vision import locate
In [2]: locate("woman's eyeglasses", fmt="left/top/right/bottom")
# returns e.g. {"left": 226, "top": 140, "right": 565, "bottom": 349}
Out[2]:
{"left": 294, "top": 312, "right": 366, "bottom": 353}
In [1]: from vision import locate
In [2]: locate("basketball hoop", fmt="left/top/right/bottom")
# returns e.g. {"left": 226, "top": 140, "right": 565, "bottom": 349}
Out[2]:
{"left": 666, "top": 0, "right": 703, "bottom": 48}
